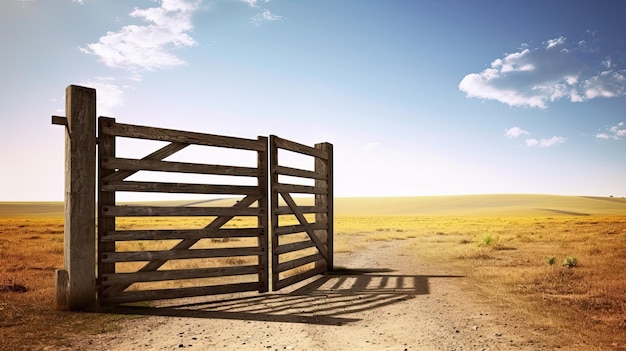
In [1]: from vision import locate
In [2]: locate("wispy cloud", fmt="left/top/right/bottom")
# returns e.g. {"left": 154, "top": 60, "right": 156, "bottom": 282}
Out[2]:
{"left": 504, "top": 126, "right": 529, "bottom": 139}
{"left": 80, "top": 0, "right": 198, "bottom": 72}
{"left": 596, "top": 122, "right": 626, "bottom": 140}
{"left": 242, "top": 0, "right": 270, "bottom": 7}
{"left": 79, "top": 77, "right": 125, "bottom": 116}
{"left": 525, "top": 136, "right": 566, "bottom": 148}
{"left": 459, "top": 35, "right": 626, "bottom": 108}
{"left": 505, "top": 126, "right": 566, "bottom": 148}
{"left": 251, "top": 9, "right": 282, "bottom": 26}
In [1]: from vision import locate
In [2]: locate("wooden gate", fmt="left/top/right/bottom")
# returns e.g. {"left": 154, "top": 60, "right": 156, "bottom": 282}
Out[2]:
{"left": 270, "top": 135, "right": 333, "bottom": 291}
{"left": 97, "top": 117, "right": 269, "bottom": 304}
{"left": 52, "top": 85, "right": 333, "bottom": 308}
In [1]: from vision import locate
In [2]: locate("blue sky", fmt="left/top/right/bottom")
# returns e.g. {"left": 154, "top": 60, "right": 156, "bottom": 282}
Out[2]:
{"left": 1, "top": 0, "right": 625, "bottom": 201}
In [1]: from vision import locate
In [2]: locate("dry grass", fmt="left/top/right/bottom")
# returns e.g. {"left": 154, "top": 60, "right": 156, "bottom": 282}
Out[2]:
{"left": 0, "top": 215, "right": 129, "bottom": 351}
{"left": 2, "top": 195, "right": 625, "bottom": 349}
{"left": 335, "top": 213, "right": 626, "bottom": 349}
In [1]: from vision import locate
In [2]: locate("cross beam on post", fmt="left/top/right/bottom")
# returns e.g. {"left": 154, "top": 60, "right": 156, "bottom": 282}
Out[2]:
{"left": 52, "top": 85, "right": 97, "bottom": 310}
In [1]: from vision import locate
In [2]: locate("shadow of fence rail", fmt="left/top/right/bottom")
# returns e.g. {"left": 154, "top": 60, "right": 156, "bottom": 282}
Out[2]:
{"left": 112, "top": 268, "right": 463, "bottom": 326}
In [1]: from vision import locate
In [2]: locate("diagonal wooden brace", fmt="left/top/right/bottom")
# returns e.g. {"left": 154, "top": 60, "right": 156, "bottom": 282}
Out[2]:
{"left": 279, "top": 192, "right": 328, "bottom": 262}
{"left": 102, "top": 194, "right": 263, "bottom": 298}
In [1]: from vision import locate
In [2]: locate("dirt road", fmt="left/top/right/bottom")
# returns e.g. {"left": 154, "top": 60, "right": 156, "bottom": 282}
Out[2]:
{"left": 71, "top": 239, "right": 571, "bottom": 350}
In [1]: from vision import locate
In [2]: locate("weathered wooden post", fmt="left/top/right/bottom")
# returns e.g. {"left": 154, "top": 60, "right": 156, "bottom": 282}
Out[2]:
{"left": 315, "top": 142, "right": 333, "bottom": 271}
{"left": 52, "top": 85, "right": 97, "bottom": 310}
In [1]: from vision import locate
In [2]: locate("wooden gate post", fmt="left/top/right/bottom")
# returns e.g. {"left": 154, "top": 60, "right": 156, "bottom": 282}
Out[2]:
{"left": 54, "top": 85, "right": 97, "bottom": 310}
{"left": 315, "top": 142, "right": 333, "bottom": 271}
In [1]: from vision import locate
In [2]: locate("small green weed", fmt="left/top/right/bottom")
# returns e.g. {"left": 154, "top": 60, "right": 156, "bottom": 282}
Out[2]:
{"left": 479, "top": 234, "right": 494, "bottom": 247}
{"left": 547, "top": 256, "right": 556, "bottom": 265}
{"left": 562, "top": 256, "right": 578, "bottom": 268}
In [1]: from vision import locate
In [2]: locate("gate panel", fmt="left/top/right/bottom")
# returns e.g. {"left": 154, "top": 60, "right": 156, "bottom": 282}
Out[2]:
{"left": 97, "top": 118, "right": 268, "bottom": 305}
{"left": 270, "top": 135, "right": 333, "bottom": 291}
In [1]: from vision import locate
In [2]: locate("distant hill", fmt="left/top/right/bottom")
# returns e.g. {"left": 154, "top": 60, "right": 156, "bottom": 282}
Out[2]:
{"left": 1, "top": 194, "right": 625, "bottom": 218}
{"left": 333, "top": 194, "right": 626, "bottom": 216}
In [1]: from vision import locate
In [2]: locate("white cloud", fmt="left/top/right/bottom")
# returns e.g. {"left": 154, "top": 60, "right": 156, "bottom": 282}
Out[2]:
{"left": 525, "top": 136, "right": 566, "bottom": 148}
{"left": 596, "top": 122, "right": 626, "bottom": 140}
{"left": 80, "top": 0, "right": 198, "bottom": 72}
{"left": 79, "top": 77, "right": 126, "bottom": 116}
{"left": 242, "top": 0, "right": 270, "bottom": 7}
{"left": 584, "top": 70, "right": 626, "bottom": 99}
{"left": 251, "top": 9, "right": 282, "bottom": 25}
{"left": 504, "top": 126, "right": 529, "bottom": 139}
{"left": 459, "top": 35, "right": 626, "bottom": 108}
{"left": 545, "top": 36, "right": 566, "bottom": 49}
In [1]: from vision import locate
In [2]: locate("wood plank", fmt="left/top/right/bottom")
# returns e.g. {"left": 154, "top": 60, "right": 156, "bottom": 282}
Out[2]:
{"left": 101, "top": 265, "right": 260, "bottom": 286}
{"left": 102, "top": 157, "right": 261, "bottom": 177}
{"left": 102, "top": 194, "right": 262, "bottom": 297}
{"left": 273, "top": 222, "right": 326, "bottom": 236}
{"left": 102, "top": 122, "right": 265, "bottom": 151}
{"left": 51, "top": 115, "right": 67, "bottom": 126}
{"left": 274, "top": 205, "right": 327, "bottom": 215}
{"left": 274, "top": 165, "right": 323, "bottom": 180}
{"left": 274, "top": 240, "right": 316, "bottom": 255}
{"left": 315, "top": 141, "right": 334, "bottom": 271}
{"left": 103, "top": 142, "right": 189, "bottom": 183}
{"left": 97, "top": 117, "right": 117, "bottom": 305}
{"left": 269, "top": 135, "right": 280, "bottom": 292}
{"left": 101, "top": 205, "right": 261, "bottom": 217}
{"left": 102, "top": 181, "right": 261, "bottom": 195}
{"left": 101, "top": 228, "right": 262, "bottom": 242}
{"left": 280, "top": 192, "right": 328, "bottom": 261}
{"left": 273, "top": 184, "right": 327, "bottom": 195}
{"left": 275, "top": 264, "right": 326, "bottom": 291}
{"left": 276, "top": 253, "right": 324, "bottom": 273}
{"left": 256, "top": 136, "right": 270, "bottom": 293}
{"left": 102, "top": 247, "right": 264, "bottom": 263}
{"left": 272, "top": 135, "right": 327, "bottom": 159}
{"left": 103, "top": 282, "right": 262, "bottom": 305}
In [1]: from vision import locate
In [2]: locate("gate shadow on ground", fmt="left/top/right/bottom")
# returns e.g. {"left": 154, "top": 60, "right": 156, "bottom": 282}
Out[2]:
{"left": 113, "top": 268, "right": 463, "bottom": 326}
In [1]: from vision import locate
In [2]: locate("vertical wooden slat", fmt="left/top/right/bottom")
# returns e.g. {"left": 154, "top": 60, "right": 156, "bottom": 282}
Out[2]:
{"left": 269, "top": 135, "right": 280, "bottom": 291}
{"left": 315, "top": 142, "right": 334, "bottom": 271}
{"left": 257, "top": 136, "right": 269, "bottom": 292}
{"left": 98, "top": 117, "right": 116, "bottom": 305}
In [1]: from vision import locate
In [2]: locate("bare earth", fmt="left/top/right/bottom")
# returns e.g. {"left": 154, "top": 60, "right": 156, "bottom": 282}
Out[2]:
{"left": 64, "top": 239, "right": 578, "bottom": 351}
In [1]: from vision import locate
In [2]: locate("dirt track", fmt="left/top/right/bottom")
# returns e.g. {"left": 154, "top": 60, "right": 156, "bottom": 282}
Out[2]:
{"left": 66, "top": 239, "right": 575, "bottom": 350}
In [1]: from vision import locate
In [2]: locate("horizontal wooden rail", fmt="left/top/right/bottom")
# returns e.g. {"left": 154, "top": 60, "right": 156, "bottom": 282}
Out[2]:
{"left": 102, "top": 122, "right": 265, "bottom": 151}
{"left": 101, "top": 228, "right": 263, "bottom": 242}
{"left": 101, "top": 247, "right": 264, "bottom": 263}
{"left": 275, "top": 165, "right": 324, "bottom": 180}
{"left": 276, "top": 253, "right": 324, "bottom": 273}
{"left": 274, "top": 240, "right": 316, "bottom": 255}
{"left": 275, "top": 265, "right": 326, "bottom": 291}
{"left": 272, "top": 222, "right": 326, "bottom": 236}
{"left": 102, "top": 181, "right": 261, "bottom": 195}
{"left": 104, "top": 282, "right": 262, "bottom": 305}
{"left": 102, "top": 157, "right": 261, "bottom": 177}
{"left": 274, "top": 206, "right": 326, "bottom": 215}
{"left": 101, "top": 205, "right": 261, "bottom": 217}
{"left": 101, "top": 265, "right": 260, "bottom": 285}
{"left": 102, "top": 142, "right": 189, "bottom": 183}
{"left": 272, "top": 136, "right": 328, "bottom": 159}
{"left": 273, "top": 184, "right": 327, "bottom": 194}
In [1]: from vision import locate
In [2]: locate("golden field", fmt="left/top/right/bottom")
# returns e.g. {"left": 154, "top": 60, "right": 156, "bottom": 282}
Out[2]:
{"left": 1, "top": 194, "right": 626, "bottom": 349}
